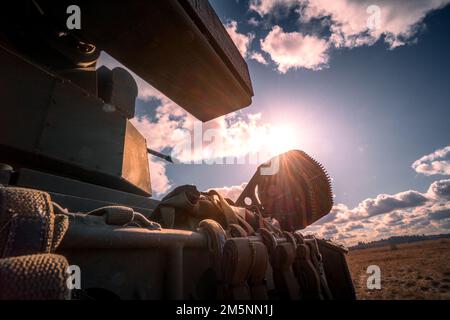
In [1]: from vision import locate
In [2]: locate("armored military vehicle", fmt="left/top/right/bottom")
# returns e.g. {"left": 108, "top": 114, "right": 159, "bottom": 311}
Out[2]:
{"left": 0, "top": 0, "right": 355, "bottom": 300}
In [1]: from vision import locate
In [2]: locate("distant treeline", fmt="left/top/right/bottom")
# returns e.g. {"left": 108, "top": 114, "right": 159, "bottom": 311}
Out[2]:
{"left": 349, "top": 234, "right": 450, "bottom": 250}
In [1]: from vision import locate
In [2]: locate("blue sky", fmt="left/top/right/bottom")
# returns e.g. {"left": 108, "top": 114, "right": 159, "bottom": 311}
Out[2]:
{"left": 207, "top": 0, "right": 450, "bottom": 206}
{"left": 102, "top": 0, "right": 450, "bottom": 245}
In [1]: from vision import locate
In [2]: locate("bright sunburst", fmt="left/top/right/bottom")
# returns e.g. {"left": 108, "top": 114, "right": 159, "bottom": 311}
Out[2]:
{"left": 266, "top": 125, "right": 299, "bottom": 155}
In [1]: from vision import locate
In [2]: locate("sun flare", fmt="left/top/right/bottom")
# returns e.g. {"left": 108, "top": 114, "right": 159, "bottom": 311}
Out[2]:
{"left": 266, "top": 125, "right": 299, "bottom": 155}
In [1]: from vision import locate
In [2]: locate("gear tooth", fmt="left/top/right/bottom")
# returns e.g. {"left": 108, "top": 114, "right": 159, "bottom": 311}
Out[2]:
{"left": 296, "top": 150, "right": 335, "bottom": 216}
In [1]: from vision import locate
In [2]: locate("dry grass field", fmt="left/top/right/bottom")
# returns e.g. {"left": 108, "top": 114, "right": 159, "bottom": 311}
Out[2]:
{"left": 347, "top": 239, "right": 450, "bottom": 300}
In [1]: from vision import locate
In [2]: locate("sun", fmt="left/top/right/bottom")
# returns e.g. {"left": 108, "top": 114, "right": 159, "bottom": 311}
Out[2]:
{"left": 245, "top": 123, "right": 299, "bottom": 158}
{"left": 267, "top": 125, "right": 299, "bottom": 155}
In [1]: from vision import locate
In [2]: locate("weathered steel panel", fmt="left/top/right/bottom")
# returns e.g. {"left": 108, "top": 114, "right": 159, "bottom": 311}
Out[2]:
{"left": 15, "top": 168, "right": 157, "bottom": 211}
{"left": 123, "top": 122, "right": 152, "bottom": 195}
{"left": 38, "top": 81, "right": 126, "bottom": 176}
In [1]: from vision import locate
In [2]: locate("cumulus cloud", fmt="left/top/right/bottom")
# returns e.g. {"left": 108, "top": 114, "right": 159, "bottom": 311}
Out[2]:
{"left": 251, "top": 0, "right": 450, "bottom": 48}
{"left": 147, "top": 159, "right": 172, "bottom": 196}
{"left": 412, "top": 146, "right": 450, "bottom": 176}
{"left": 260, "top": 26, "right": 330, "bottom": 72}
{"left": 427, "top": 179, "right": 450, "bottom": 201}
{"left": 298, "top": 0, "right": 450, "bottom": 49}
{"left": 301, "top": 147, "right": 450, "bottom": 245}
{"left": 303, "top": 179, "right": 450, "bottom": 246}
{"left": 428, "top": 207, "right": 450, "bottom": 221}
{"left": 382, "top": 211, "right": 405, "bottom": 227}
{"left": 250, "top": 51, "right": 269, "bottom": 65}
{"left": 355, "top": 190, "right": 428, "bottom": 218}
{"left": 313, "top": 203, "right": 450, "bottom": 246}
{"left": 321, "top": 224, "right": 339, "bottom": 238}
{"left": 225, "top": 20, "right": 255, "bottom": 58}
{"left": 343, "top": 222, "right": 365, "bottom": 233}
{"left": 250, "top": 0, "right": 298, "bottom": 16}
{"left": 248, "top": 17, "right": 261, "bottom": 27}
{"left": 249, "top": 0, "right": 450, "bottom": 72}
{"left": 314, "top": 203, "right": 350, "bottom": 224}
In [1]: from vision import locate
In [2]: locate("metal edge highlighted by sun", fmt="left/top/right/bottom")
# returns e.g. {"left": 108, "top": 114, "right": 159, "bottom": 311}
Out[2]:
{"left": 237, "top": 150, "right": 333, "bottom": 231}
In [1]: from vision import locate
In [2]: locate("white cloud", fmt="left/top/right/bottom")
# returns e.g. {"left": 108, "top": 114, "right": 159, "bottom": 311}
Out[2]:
{"left": 249, "top": 0, "right": 450, "bottom": 72}
{"left": 260, "top": 25, "right": 330, "bottom": 72}
{"left": 249, "top": 51, "right": 269, "bottom": 65}
{"left": 209, "top": 183, "right": 248, "bottom": 202}
{"left": 251, "top": 0, "right": 450, "bottom": 49}
{"left": 298, "top": 0, "right": 450, "bottom": 49}
{"left": 148, "top": 158, "right": 172, "bottom": 196}
{"left": 355, "top": 190, "right": 428, "bottom": 218}
{"left": 225, "top": 20, "right": 255, "bottom": 58}
{"left": 250, "top": 0, "right": 298, "bottom": 16}
{"left": 427, "top": 179, "right": 450, "bottom": 201}
{"left": 412, "top": 146, "right": 450, "bottom": 176}
{"left": 248, "top": 17, "right": 261, "bottom": 27}
{"left": 304, "top": 147, "right": 450, "bottom": 245}
{"left": 303, "top": 179, "right": 450, "bottom": 246}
